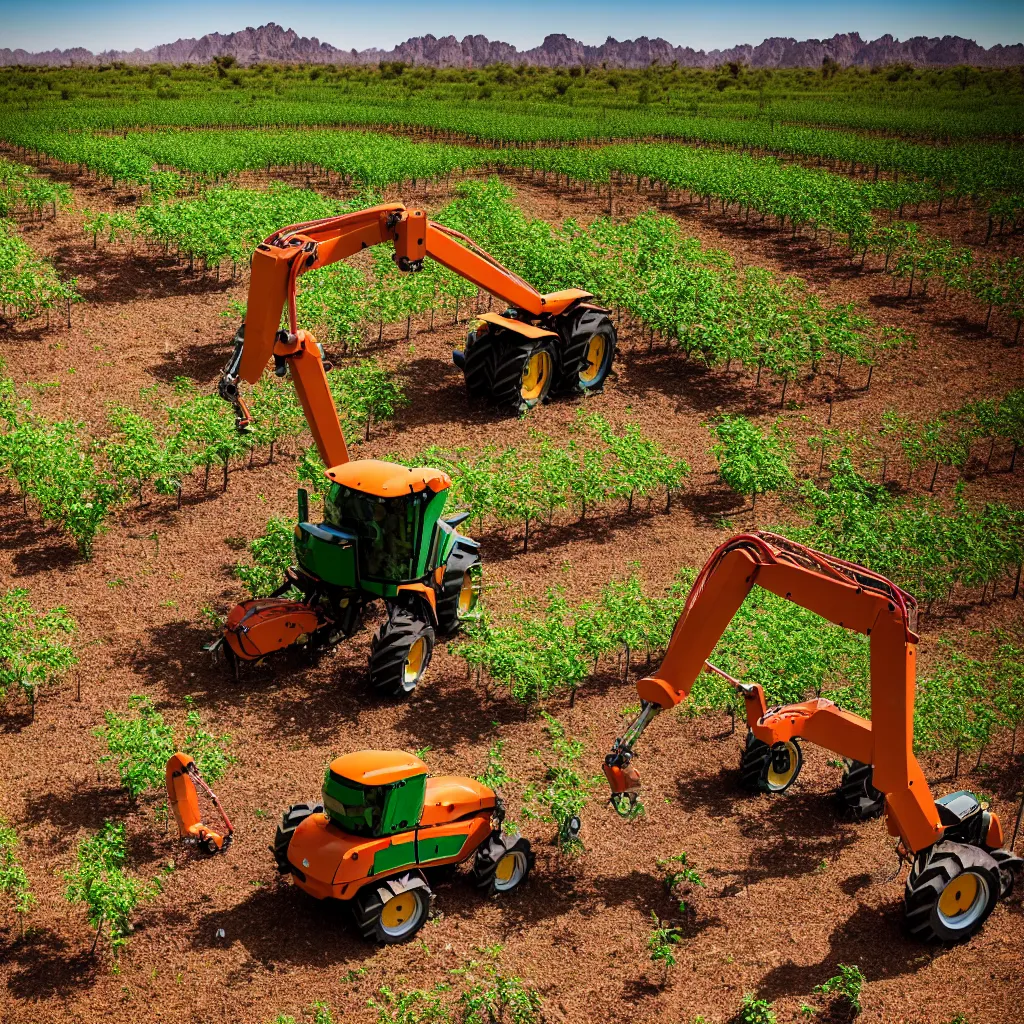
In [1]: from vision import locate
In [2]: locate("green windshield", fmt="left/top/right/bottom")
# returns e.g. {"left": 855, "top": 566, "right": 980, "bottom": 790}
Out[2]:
{"left": 322, "top": 771, "right": 387, "bottom": 837}
{"left": 325, "top": 486, "right": 423, "bottom": 581}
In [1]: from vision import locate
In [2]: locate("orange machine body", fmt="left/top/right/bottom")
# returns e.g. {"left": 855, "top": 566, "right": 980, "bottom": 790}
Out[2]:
{"left": 223, "top": 597, "right": 327, "bottom": 662}
{"left": 165, "top": 753, "right": 233, "bottom": 852}
{"left": 609, "top": 532, "right": 958, "bottom": 855}
{"left": 230, "top": 203, "right": 592, "bottom": 472}
{"left": 286, "top": 770, "right": 495, "bottom": 901}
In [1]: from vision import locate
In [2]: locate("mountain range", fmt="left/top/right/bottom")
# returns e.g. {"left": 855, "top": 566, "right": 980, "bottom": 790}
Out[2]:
{"left": 2, "top": 24, "right": 1023, "bottom": 69}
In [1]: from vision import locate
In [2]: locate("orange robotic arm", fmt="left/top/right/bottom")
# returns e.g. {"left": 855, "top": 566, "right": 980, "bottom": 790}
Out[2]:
{"left": 605, "top": 532, "right": 945, "bottom": 854}
{"left": 218, "top": 204, "right": 591, "bottom": 470}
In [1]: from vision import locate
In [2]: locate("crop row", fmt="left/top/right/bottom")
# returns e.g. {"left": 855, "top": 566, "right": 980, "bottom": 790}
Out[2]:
{"left": 0, "top": 360, "right": 403, "bottom": 558}
{"left": 453, "top": 560, "right": 1023, "bottom": 773}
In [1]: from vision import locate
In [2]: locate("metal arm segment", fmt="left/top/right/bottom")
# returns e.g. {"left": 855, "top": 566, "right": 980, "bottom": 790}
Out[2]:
{"left": 605, "top": 532, "right": 943, "bottom": 853}
{"left": 218, "top": 203, "right": 590, "bottom": 470}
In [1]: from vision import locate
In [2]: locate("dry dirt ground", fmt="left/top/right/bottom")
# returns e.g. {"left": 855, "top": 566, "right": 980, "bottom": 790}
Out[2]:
{"left": 1, "top": 159, "right": 1022, "bottom": 1024}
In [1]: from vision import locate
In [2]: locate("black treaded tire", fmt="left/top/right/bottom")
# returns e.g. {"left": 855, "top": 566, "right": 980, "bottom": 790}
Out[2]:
{"left": 368, "top": 607, "right": 435, "bottom": 698}
{"left": 463, "top": 327, "right": 497, "bottom": 398}
{"left": 904, "top": 841, "right": 1001, "bottom": 943}
{"left": 989, "top": 848, "right": 1024, "bottom": 899}
{"left": 273, "top": 801, "right": 323, "bottom": 875}
{"left": 471, "top": 833, "right": 535, "bottom": 896}
{"left": 489, "top": 336, "right": 556, "bottom": 415}
{"left": 837, "top": 758, "right": 885, "bottom": 821}
{"left": 434, "top": 541, "right": 481, "bottom": 635}
{"left": 738, "top": 732, "right": 772, "bottom": 793}
{"left": 738, "top": 732, "right": 801, "bottom": 794}
{"left": 351, "top": 873, "right": 433, "bottom": 944}
{"left": 554, "top": 307, "right": 618, "bottom": 396}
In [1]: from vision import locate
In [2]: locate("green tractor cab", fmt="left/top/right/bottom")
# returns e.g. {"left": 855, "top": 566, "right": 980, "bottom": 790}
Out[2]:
{"left": 222, "top": 460, "right": 481, "bottom": 698}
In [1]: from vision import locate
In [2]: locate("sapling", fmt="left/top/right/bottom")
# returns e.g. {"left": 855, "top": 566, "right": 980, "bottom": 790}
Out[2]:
{"left": 63, "top": 820, "right": 157, "bottom": 957}
{"left": 0, "top": 818, "right": 35, "bottom": 936}
{"left": 647, "top": 912, "right": 682, "bottom": 987}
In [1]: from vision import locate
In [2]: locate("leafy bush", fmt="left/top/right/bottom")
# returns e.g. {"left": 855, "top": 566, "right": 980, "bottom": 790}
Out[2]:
{"left": 0, "top": 819, "right": 35, "bottom": 935}
{"left": 0, "top": 587, "right": 77, "bottom": 712}
{"left": 739, "top": 994, "right": 778, "bottom": 1024}
{"left": 658, "top": 852, "right": 704, "bottom": 914}
{"left": 710, "top": 415, "right": 794, "bottom": 512}
{"left": 63, "top": 820, "right": 157, "bottom": 955}
{"left": 95, "top": 695, "right": 233, "bottom": 799}
{"left": 522, "top": 713, "right": 595, "bottom": 854}
{"left": 234, "top": 516, "right": 295, "bottom": 598}
{"left": 814, "top": 963, "right": 865, "bottom": 1016}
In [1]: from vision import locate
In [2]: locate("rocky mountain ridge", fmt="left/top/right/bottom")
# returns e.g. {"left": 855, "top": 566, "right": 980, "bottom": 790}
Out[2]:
{"left": 3, "top": 24, "right": 1022, "bottom": 69}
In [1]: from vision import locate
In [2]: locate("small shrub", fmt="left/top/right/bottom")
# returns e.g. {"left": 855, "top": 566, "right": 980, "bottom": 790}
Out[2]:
{"left": 739, "top": 994, "right": 777, "bottom": 1024}
{"left": 0, "top": 819, "right": 35, "bottom": 935}
{"left": 0, "top": 587, "right": 77, "bottom": 712}
{"left": 815, "top": 963, "right": 864, "bottom": 1017}
{"left": 63, "top": 820, "right": 157, "bottom": 956}
{"left": 647, "top": 911, "right": 681, "bottom": 986}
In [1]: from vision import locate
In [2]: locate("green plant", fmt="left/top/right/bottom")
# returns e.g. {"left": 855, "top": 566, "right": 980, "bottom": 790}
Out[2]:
{"left": 0, "top": 587, "right": 77, "bottom": 713}
{"left": 63, "top": 820, "right": 157, "bottom": 956}
{"left": 95, "top": 696, "right": 176, "bottom": 800}
{"left": 234, "top": 517, "right": 296, "bottom": 598}
{"left": 521, "top": 713, "right": 595, "bottom": 854}
{"left": 647, "top": 911, "right": 682, "bottom": 986}
{"left": 658, "top": 851, "right": 704, "bottom": 913}
{"left": 739, "top": 993, "right": 778, "bottom": 1024}
{"left": 478, "top": 740, "right": 513, "bottom": 793}
{"left": 0, "top": 818, "right": 35, "bottom": 935}
{"left": 814, "top": 963, "right": 865, "bottom": 1016}
{"left": 182, "top": 696, "right": 235, "bottom": 783}
{"left": 96, "top": 695, "right": 233, "bottom": 799}
{"left": 710, "top": 415, "right": 794, "bottom": 514}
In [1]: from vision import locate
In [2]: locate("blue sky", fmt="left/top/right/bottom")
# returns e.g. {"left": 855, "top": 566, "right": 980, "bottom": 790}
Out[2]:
{"left": 2, "top": 1, "right": 1022, "bottom": 53}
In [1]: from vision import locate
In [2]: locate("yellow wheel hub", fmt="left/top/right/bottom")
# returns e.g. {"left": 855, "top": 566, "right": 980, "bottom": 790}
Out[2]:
{"left": 520, "top": 349, "right": 552, "bottom": 402}
{"left": 938, "top": 872, "right": 981, "bottom": 920}
{"left": 381, "top": 894, "right": 415, "bottom": 929}
{"left": 495, "top": 853, "right": 517, "bottom": 883}
{"left": 457, "top": 571, "right": 478, "bottom": 617}
{"left": 765, "top": 741, "right": 800, "bottom": 791}
{"left": 579, "top": 333, "right": 606, "bottom": 383}
{"left": 404, "top": 637, "right": 427, "bottom": 685}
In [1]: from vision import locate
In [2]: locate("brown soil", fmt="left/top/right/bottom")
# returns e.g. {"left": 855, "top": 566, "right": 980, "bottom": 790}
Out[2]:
{"left": 1, "top": 164, "right": 1022, "bottom": 1024}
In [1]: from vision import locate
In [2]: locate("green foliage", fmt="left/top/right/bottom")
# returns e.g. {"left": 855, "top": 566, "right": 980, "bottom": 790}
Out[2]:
{"left": 790, "top": 463, "right": 1024, "bottom": 606}
{"left": 814, "top": 963, "right": 865, "bottom": 1016}
{"left": 658, "top": 852, "right": 704, "bottom": 914}
{"left": 739, "top": 994, "right": 778, "bottom": 1024}
{"left": 0, "top": 587, "right": 77, "bottom": 708}
{"left": 95, "top": 695, "right": 233, "bottom": 799}
{"left": 234, "top": 517, "right": 295, "bottom": 598}
{"left": 521, "top": 713, "right": 595, "bottom": 854}
{"left": 710, "top": 415, "right": 794, "bottom": 508}
{"left": 477, "top": 740, "right": 513, "bottom": 793}
{"left": 0, "top": 819, "right": 35, "bottom": 928}
{"left": 368, "top": 963, "right": 541, "bottom": 1024}
{"left": 62, "top": 820, "right": 157, "bottom": 955}
{"left": 328, "top": 359, "right": 409, "bottom": 442}
{"left": 0, "top": 216, "right": 77, "bottom": 322}
{"left": 647, "top": 911, "right": 682, "bottom": 983}
{"left": 182, "top": 696, "right": 235, "bottom": 784}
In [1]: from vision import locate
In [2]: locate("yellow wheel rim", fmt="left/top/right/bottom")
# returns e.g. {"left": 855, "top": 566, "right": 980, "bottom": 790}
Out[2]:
{"left": 457, "top": 571, "right": 479, "bottom": 617}
{"left": 495, "top": 853, "right": 517, "bottom": 883}
{"left": 520, "top": 350, "right": 552, "bottom": 402}
{"left": 765, "top": 741, "right": 800, "bottom": 791}
{"left": 404, "top": 637, "right": 427, "bottom": 685}
{"left": 579, "top": 332, "right": 606, "bottom": 383}
{"left": 380, "top": 893, "right": 417, "bottom": 930}
{"left": 938, "top": 872, "right": 981, "bottom": 920}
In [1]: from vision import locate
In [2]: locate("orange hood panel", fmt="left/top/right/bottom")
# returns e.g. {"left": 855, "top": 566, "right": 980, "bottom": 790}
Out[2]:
{"left": 420, "top": 776, "right": 496, "bottom": 827}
